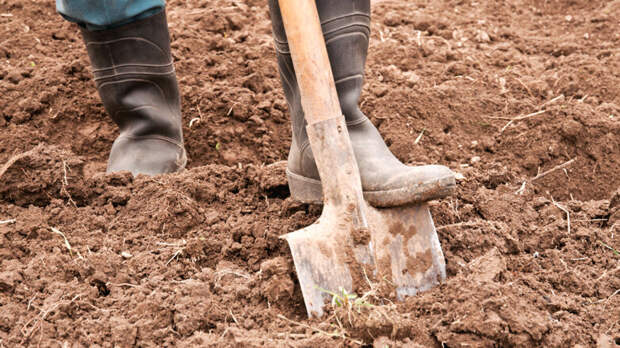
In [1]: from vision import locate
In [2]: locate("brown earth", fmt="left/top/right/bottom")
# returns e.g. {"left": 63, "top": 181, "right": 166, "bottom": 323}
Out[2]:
{"left": 1, "top": 0, "right": 619, "bottom": 346}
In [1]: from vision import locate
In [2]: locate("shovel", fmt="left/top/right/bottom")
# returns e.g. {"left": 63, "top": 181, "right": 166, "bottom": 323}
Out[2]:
{"left": 278, "top": 0, "right": 447, "bottom": 318}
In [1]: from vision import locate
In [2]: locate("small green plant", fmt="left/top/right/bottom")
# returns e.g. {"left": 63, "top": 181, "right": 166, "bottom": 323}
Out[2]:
{"left": 599, "top": 241, "right": 619, "bottom": 256}
{"left": 318, "top": 286, "right": 373, "bottom": 313}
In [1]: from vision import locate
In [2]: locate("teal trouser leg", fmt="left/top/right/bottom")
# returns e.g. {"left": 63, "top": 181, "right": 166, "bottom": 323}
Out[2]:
{"left": 56, "top": 0, "right": 166, "bottom": 30}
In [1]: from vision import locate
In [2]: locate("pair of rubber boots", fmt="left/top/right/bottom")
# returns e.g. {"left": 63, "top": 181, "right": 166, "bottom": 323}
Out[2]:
{"left": 81, "top": 2, "right": 455, "bottom": 208}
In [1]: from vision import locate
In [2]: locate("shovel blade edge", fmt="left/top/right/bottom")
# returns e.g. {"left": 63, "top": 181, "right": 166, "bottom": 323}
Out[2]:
{"left": 282, "top": 222, "right": 364, "bottom": 318}
{"left": 367, "top": 203, "right": 446, "bottom": 300}
{"left": 283, "top": 203, "right": 446, "bottom": 317}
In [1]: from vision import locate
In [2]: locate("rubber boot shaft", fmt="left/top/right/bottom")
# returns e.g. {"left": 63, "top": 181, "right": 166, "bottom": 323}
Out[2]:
{"left": 81, "top": 10, "right": 187, "bottom": 175}
{"left": 269, "top": 0, "right": 455, "bottom": 207}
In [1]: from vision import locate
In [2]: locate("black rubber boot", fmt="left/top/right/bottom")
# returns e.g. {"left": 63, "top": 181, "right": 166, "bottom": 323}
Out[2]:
{"left": 80, "top": 10, "right": 187, "bottom": 175}
{"left": 269, "top": 0, "right": 455, "bottom": 207}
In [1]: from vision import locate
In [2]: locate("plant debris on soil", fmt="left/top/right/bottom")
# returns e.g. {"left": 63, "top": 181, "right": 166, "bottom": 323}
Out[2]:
{"left": 1, "top": 0, "right": 619, "bottom": 347}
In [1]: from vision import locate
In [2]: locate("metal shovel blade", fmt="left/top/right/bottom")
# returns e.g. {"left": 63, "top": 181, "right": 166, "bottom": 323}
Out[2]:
{"left": 282, "top": 204, "right": 374, "bottom": 318}
{"left": 366, "top": 203, "right": 446, "bottom": 300}
{"left": 282, "top": 202, "right": 446, "bottom": 318}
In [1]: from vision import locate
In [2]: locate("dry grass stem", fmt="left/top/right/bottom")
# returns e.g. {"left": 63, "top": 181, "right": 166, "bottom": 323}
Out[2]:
{"left": 515, "top": 181, "right": 527, "bottom": 195}
{"left": 50, "top": 227, "right": 83, "bottom": 259}
{"left": 21, "top": 294, "right": 82, "bottom": 339}
{"left": 595, "top": 265, "right": 620, "bottom": 282}
{"left": 227, "top": 102, "right": 238, "bottom": 116}
{"left": 414, "top": 129, "right": 425, "bottom": 144}
{"left": 0, "top": 219, "right": 16, "bottom": 224}
{"left": 491, "top": 95, "right": 564, "bottom": 132}
{"left": 61, "top": 160, "right": 77, "bottom": 207}
{"left": 531, "top": 158, "right": 577, "bottom": 181}
{"left": 275, "top": 332, "right": 311, "bottom": 338}
{"left": 276, "top": 314, "right": 362, "bottom": 345}
{"left": 26, "top": 295, "right": 37, "bottom": 311}
{"left": 214, "top": 269, "right": 251, "bottom": 287}
{"left": 165, "top": 249, "right": 183, "bottom": 266}
{"left": 514, "top": 158, "right": 577, "bottom": 195}
{"left": 437, "top": 220, "right": 497, "bottom": 230}
{"left": 157, "top": 240, "right": 187, "bottom": 247}
{"left": 592, "top": 289, "right": 620, "bottom": 304}
{"left": 514, "top": 77, "right": 534, "bottom": 98}
{"left": 110, "top": 282, "right": 142, "bottom": 288}
{"left": 541, "top": 94, "right": 565, "bottom": 107}
{"left": 229, "top": 309, "right": 239, "bottom": 325}
{"left": 500, "top": 109, "right": 547, "bottom": 133}
{"left": 189, "top": 107, "right": 203, "bottom": 127}
{"left": 61, "top": 160, "right": 69, "bottom": 186}
{"left": 551, "top": 197, "right": 571, "bottom": 234}
{"left": 0, "top": 144, "right": 43, "bottom": 181}
{"left": 189, "top": 117, "right": 201, "bottom": 127}
{"left": 573, "top": 218, "right": 608, "bottom": 222}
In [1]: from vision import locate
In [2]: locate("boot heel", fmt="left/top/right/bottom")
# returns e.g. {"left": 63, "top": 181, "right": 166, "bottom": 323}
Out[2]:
{"left": 286, "top": 169, "right": 323, "bottom": 204}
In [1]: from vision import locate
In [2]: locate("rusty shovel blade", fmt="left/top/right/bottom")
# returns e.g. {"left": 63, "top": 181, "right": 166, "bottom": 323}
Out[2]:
{"left": 282, "top": 202, "right": 446, "bottom": 318}
{"left": 366, "top": 202, "right": 446, "bottom": 300}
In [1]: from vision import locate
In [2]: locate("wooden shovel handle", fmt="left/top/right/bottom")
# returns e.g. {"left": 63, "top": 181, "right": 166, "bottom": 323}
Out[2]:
{"left": 278, "top": 0, "right": 341, "bottom": 125}
{"left": 278, "top": 0, "right": 368, "bottom": 231}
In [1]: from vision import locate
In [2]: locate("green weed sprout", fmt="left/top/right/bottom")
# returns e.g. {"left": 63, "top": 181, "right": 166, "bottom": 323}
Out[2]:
{"left": 318, "top": 286, "right": 374, "bottom": 313}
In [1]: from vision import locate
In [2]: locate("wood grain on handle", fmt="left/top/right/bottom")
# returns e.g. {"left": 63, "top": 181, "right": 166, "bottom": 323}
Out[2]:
{"left": 278, "top": 0, "right": 342, "bottom": 125}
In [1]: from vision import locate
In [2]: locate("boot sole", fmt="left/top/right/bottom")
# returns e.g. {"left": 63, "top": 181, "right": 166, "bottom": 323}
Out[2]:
{"left": 286, "top": 169, "right": 456, "bottom": 208}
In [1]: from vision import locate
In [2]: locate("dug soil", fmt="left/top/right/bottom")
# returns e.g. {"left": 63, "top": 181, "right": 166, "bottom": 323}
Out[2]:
{"left": 1, "top": 0, "right": 619, "bottom": 347}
